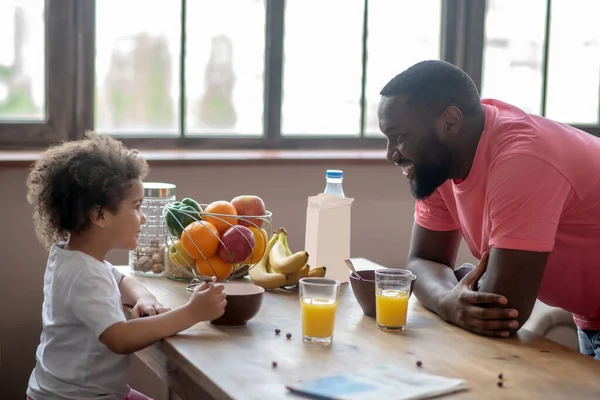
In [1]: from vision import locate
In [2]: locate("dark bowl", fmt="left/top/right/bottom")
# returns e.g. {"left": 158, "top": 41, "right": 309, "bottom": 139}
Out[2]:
{"left": 210, "top": 282, "right": 264, "bottom": 326}
{"left": 349, "top": 269, "right": 417, "bottom": 318}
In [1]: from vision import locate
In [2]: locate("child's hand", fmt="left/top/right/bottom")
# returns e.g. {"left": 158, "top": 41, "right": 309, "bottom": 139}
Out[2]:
{"left": 131, "top": 297, "right": 171, "bottom": 318}
{"left": 187, "top": 278, "right": 227, "bottom": 322}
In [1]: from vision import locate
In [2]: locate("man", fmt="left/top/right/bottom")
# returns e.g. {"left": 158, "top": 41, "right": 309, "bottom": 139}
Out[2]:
{"left": 378, "top": 60, "right": 600, "bottom": 359}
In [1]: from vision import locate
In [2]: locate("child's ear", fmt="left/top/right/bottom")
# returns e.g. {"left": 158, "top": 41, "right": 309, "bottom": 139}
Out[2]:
{"left": 89, "top": 205, "right": 107, "bottom": 228}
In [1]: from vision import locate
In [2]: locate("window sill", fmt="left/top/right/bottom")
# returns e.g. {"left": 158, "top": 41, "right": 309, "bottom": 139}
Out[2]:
{"left": 0, "top": 149, "right": 388, "bottom": 167}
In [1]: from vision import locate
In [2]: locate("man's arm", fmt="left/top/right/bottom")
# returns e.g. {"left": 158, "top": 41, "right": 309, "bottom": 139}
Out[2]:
{"left": 478, "top": 153, "right": 571, "bottom": 335}
{"left": 408, "top": 182, "right": 523, "bottom": 337}
{"left": 479, "top": 247, "right": 548, "bottom": 335}
{"left": 406, "top": 222, "right": 462, "bottom": 316}
{"left": 407, "top": 222, "right": 519, "bottom": 337}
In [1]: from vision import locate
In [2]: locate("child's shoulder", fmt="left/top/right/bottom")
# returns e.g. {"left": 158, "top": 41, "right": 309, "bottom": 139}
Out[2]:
{"left": 49, "top": 243, "right": 114, "bottom": 281}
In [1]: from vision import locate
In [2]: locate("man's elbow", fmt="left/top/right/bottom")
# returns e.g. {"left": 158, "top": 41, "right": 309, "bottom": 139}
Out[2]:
{"left": 497, "top": 304, "right": 534, "bottom": 338}
{"left": 512, "top": 310, "right": 535, "bottom": 336}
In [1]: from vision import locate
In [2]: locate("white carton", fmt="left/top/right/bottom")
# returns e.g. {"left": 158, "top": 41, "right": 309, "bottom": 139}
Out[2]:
{"left": 304, "top": 193, "right": 354, "bottom": 283}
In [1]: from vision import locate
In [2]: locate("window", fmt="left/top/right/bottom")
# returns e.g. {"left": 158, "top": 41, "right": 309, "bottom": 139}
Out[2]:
{"left": 93, "top": 0, "right": 442, "bottom": 148}
{"left": 0, "top": 0, "right": 78, "bottom": 148}
{"left": 481, "top": 0, "right": 600, "bottom": 128}
{"left": 1, "top": 0, "right": 598, "bottom": 150}
{"left": 0, "top": 0, "right": 45, "bottom": 121}
{"left": 363, "top": 1, "right": 441, "bottom": 136}
{"left": 281, "top": 0, "right": 364, "bottom": 136}
{"left": 95, "top": 0, "right": 182, "bottom": 136}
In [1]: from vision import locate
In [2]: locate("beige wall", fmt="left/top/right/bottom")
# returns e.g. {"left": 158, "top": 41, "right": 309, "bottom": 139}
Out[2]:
{"left": 0, "top": 161, "right": 475, "bottom": 398}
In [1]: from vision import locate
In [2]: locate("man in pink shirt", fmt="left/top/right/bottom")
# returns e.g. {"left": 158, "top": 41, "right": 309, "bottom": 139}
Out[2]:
{"left": 378, "top": 60, "right": 600, "bottom": 359}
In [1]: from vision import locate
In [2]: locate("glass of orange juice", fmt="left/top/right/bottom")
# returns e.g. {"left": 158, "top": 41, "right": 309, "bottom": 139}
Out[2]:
{"left": 299, "top": 277, "right": 341, "bottom": 346}
{"left": 375, "top": 269, "right": 412, "bottom": 332}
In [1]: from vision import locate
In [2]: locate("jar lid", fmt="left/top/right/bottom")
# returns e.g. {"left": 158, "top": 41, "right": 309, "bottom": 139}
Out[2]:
{"left": 143, "top": 182, "right": 176, "bottom": 198}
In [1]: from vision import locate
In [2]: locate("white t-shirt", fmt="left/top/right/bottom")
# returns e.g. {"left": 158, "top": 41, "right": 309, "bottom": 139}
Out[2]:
{"left": 27, "top": 243, "right": 131, "bottom": 400}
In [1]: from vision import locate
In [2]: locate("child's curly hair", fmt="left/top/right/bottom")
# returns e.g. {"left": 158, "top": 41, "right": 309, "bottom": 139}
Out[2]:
{"left": 26, "top": 131, "right": 149, "bottom": 249}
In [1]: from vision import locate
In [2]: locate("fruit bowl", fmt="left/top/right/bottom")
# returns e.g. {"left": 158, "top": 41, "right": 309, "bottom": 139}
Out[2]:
{"left": 162, "top": 196, "right": 273, "bottom": 292}
{"left": 349, "top": 269, "right": 417, "bottom": 318}
{"left": 210, "top": 282, "right": 265, "bottom": 326}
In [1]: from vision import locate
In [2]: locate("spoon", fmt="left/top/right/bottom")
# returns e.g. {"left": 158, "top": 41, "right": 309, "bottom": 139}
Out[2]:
{"left": 345, "top": 259, "right": 364, "bottom": 280}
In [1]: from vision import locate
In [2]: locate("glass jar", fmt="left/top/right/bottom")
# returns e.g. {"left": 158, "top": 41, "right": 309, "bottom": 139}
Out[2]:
{"left": 129, "top": 182, "right": 176, "bottom": 276}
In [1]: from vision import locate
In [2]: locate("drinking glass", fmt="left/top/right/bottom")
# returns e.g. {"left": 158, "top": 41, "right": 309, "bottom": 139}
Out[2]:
{"left": 299, "top": 277, "right": 341, "bottom": 346}
{"left": 375, "top": 269, "right": 412, "bottom": 332}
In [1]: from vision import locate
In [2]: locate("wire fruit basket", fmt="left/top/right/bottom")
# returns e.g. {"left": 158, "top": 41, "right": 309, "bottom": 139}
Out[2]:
{"left": 162, "top": 200, "right": 273, "bottom": 292}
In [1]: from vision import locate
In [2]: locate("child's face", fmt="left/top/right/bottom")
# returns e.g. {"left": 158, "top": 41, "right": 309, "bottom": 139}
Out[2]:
{"left": 105, "top": 178, "right": 147, "bottom": 250}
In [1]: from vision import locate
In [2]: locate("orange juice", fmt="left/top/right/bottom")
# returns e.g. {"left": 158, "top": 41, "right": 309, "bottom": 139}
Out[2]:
{"left": 376, "top": 289, "right": 409, "bottom": 329}
{"left": 301, "top": 298, "right": 337, "bottom": 338}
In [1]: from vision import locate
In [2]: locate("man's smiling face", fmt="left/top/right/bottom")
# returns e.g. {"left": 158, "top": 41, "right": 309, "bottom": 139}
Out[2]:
{"left": 378, "top": 95, "right": 454, "bottom": 200}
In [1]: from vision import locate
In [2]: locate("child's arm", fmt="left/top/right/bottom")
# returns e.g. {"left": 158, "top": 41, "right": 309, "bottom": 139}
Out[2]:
{"left": 119, "top": 275, "right": 155, "bottom": 306}
{"left": 100, "top": 281, "right": 226, "bottom": 354}
{"left": 118, "top": 275, "right": 170, "bottom": 317}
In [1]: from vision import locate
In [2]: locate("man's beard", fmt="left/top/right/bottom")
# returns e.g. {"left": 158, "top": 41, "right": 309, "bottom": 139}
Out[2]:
{"left": 408, "top": 135, "right": 453, "bottom": 200}
{"left": 408, "top": 161, "right": 451, "bottom": 200}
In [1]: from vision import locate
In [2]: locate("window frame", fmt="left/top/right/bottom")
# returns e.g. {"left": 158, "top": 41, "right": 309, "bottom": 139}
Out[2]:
{"left": 1, "top": 0, "right": 598, "bottom": 150}
{"left": 0, "top": 0, "right": 80, "bottom": 149}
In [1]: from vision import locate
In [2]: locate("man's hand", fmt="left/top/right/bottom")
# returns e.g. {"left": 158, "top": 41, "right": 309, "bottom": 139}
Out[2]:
{"left": 131, "top": 296, "right": 171, "bottom": 318}
{"left": 439, "top": 252, "right": 519, "bottom": 338}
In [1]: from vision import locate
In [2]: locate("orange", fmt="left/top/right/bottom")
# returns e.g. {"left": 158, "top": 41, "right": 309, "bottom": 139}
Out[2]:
{"left": 243, "top": 227, "right": 268, "bottom": 265}
{"left": 181, "top": 220, "right": 220, "bottom": 259}
{"left": 203, "top": 200, "right": 238, "bottom": 234}
{"left": 196, "top": 255, "right": 234, "bottom": 280}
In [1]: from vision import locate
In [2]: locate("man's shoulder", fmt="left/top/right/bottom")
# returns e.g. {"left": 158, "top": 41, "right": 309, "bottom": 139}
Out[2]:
{"left": 482, "top": 99, "right": 600, "bottom": 150}
{"left": 482, "top": 99, "right": 600, "bottom": 183}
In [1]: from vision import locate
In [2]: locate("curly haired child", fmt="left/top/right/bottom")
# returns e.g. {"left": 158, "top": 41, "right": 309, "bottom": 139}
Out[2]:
{"left": 25, "top": 132, "right": 227, "bottom": 400}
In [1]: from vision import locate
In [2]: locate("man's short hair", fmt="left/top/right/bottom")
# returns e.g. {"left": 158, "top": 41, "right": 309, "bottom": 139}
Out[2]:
{"left": 380, "top": 60, "right": 481, "bottom": 117}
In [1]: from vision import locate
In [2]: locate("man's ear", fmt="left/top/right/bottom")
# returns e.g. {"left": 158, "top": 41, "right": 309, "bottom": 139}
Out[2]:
{"left": 89, "top": 205, "right": 107, "bottom": 228}
{"left": 440, "top": 105, "right": 463, "bottom": 138}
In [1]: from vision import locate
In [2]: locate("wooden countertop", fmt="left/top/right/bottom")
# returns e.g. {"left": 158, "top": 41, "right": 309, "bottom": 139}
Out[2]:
{"left": 117, "top": 259, "right": 600, "bottom": 399}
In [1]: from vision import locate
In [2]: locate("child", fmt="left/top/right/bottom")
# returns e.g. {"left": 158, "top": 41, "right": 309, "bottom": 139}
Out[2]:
{"left": 25, "top": 132, "right": 227, "bottom": 400}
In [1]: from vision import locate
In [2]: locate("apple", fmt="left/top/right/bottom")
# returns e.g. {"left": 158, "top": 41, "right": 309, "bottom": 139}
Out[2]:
{"left": 230, "top": 195, "right": 266, "bottom": 228}
{"left": 218, "top": 225, "right": 256, "bottom": 263}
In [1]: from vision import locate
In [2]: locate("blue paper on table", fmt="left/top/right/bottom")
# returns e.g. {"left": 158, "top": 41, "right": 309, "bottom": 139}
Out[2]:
{"left": 285, "top": 364, "right": 468, "bottom": 400}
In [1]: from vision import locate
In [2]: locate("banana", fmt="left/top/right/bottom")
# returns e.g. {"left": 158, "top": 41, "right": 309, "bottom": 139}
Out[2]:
{"left": 282, "top": 264, "right": 310, "bottom": 287}
{"left": 308, "top": 266, "right": 327, "bottom": 278}
{"left": 233, "top": 263, "right": 245, "bottom": 271}
{"left": 248, "top": 232, "right": 287, "bottom": 289}
{"left": 269, "top": 227, "right": 309, "bottom": 275}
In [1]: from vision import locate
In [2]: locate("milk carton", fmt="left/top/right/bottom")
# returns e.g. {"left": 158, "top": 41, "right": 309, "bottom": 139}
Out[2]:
{"left": 304, "top": 193, "right": 354, "bottom": 283}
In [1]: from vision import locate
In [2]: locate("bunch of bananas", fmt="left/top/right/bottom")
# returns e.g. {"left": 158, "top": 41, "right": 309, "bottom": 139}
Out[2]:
{"left": 248, "top": 227, "right": 326, "bottom": 289}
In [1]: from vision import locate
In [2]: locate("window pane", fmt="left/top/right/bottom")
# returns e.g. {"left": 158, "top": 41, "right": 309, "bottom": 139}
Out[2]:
{"left": 481, "top": 0, "right": 547, "bottom": 115}
{"left": 281, "top": 0, "right": 364, "bottom": 136}
{"left": 364, "top": 0, "right": 442, "bottom": 136}
{"left": 185, "top": 0, "right": 265, "bottom": 136}
{"left": 95, "top": 0, "right": 181, "bottom": 135}
{"left": 0, "top": 0, "right": 45, "bottom": 121}
{"left": 545, "top": 0, "right": 600, "bottom": 124}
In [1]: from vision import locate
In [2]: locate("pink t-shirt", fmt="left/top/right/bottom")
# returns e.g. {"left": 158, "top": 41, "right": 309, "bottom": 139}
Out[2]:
{"left": 415, "top": 99, "right": 600, "bottom": 330}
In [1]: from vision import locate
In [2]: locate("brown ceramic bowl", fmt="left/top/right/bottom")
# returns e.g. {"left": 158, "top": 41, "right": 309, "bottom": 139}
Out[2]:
{"left": 210, "top": 282, "right": 264, "bottom": 326}
{"left": 349, "top": 269, "right": 417, "bottom": 318}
